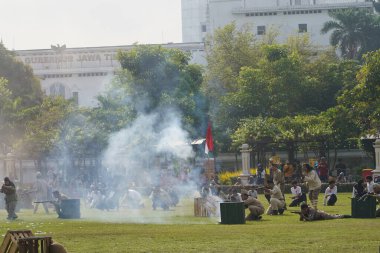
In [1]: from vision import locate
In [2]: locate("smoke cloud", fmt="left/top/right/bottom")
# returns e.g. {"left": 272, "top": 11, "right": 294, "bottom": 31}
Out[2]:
{"left": 102, "top": 109, "right": 194, "bottom": 173}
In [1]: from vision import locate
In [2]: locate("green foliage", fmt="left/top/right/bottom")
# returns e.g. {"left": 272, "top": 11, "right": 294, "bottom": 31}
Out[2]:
{"left": 0, "top": 78, "right": 22, "bottom": 147}
{"left": 263, "top": 44, "right": 289, "bottom": 61}
{"left": 231, "top": 115, "right": 332, "bottom": 150}
{"left": 0, "top": 43, "right": 42, "bottom": 107}
{"left": 215, "top": 40, "right": 342, "bottom": 151}
{"left": 20, "top": 96, "right": 73, "bottom": 159}
{"left": 337, "top": 50, "right": 380, "bottom": 135}
{"left": 204, "top": 23, "right": 373, "bottom": 153}
{"left": 116, "top": 45, "right": 207, "bottom": 136}
{"left": 321, "top": 8, "right": 380, "bottom": 59}
{"left": 204, "top": 23, "right": 260, "bottom": 95}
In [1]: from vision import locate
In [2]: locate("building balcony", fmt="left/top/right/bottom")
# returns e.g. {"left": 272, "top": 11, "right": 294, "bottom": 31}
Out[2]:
{"left": 232, "top": 1, "right": 373, "bottom": 14}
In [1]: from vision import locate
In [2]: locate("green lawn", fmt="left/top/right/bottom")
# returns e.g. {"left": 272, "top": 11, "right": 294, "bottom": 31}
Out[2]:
{"left": 0, "top": 193, "right": 379, "bottom": 253}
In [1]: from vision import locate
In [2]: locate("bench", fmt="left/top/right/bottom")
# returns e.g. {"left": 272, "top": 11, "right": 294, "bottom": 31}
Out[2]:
{"left": 0, "top": 230, "right": 52, "bottom": 253}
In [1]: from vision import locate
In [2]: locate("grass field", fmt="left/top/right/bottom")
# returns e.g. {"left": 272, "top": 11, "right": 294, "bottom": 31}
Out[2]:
{"left": 0, "top": 193, "right": 379, "bottom": 253}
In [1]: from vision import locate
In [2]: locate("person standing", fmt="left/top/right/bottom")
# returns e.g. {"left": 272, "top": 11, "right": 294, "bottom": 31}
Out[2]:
{"left": 372, "top": 184, "right": 380, "bottom": 217}
{"left": 241, "top": 189, "right": 264, "bottom": 221}
{"left": 33, "top": 172, "right": 50, "bottom": 214}
{"left": 0, "top": 177, "right": 18, "bottom": 220}
{"left": 283, "top": 161, "right": 294, "bottom": 183}
{"left": 366, "top": 176, "right": 375, "bottom": 194}
{"left": 256, "top": 163, "right": 264, "bottom": 185}
{"left": 272, "top": 163, "right": 285, "bottom": 197}
{"left": 317, "top": 157, "right": 329, "bottom": 182}
{"left": 335, "top": 158, "right": 347, "bottom": 176}
{"left": 303, "top": 163, "right": 322, "bottom": 210}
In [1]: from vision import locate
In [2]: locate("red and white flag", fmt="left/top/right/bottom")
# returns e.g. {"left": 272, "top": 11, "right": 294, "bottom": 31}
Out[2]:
{"left": 205, "top": 122, "right": 214, "bottom": 155}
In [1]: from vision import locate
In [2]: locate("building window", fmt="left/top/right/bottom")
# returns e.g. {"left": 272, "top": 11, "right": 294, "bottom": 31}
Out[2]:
{"left": 72, "top": 91, "right": 79, "bottom": 105}
{"left": 257, "top": 26, "right": 266, "bottom": 35}
{"left": 295, "top": 0, "right": 301, "bottom": 5}
{"left": 299, "top": 24, "right": 307, "bottom": 33}
{"left": 49, "top": 83, "right": 65, "bottom": 98}
{"left": 201, "top": 25, "right": 207, "bottom": 33}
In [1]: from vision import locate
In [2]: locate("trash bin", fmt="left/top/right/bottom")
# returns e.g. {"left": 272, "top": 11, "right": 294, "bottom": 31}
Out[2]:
{"left": 351, "top": 196, "right": 376, "bottom": 218}
{"left": 220, "top": 202, "right": 245, "bottom": 224}
{"left": 60, "top": 199, "right": 81, "bottom": 219}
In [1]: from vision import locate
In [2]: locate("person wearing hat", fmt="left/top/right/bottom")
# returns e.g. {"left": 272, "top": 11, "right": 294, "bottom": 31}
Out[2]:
{"left": 0, "top": 177, "right": 18, "bottom": 220}
{"left": 241, "top": 189, "right": 264, "bottom": 220}
{"left": 303, "top": 163, "right": 321, "bottom": 209}
{"left": 264, "top": 180, "right": 285, "bottom": 215}
{"left": 298, "top": 203, "right": 350, "bottom": 221}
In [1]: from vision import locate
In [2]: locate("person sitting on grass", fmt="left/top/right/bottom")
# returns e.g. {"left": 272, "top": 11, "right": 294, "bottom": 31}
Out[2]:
{"left": 241, "top": 189, "right": 264, "bottom": 221}
{"left": 289, "top": 180, "right": 307, "bottom": 207}
{"left": 352, "top": 179, "right": 367, "bottom": 198}
{"left": 324, "top": 180, "right": 337, "bottom": 206}
{"left": 297, "top": 203, "right": 351, "bottom": 221}
{"left": 264, "top": 180, "right": 285, "bottom": 215}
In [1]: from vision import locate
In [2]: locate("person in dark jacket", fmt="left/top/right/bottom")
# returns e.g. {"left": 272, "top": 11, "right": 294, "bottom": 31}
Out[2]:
{"left": 1, "top": 177, "right": 18, "bottom": 220}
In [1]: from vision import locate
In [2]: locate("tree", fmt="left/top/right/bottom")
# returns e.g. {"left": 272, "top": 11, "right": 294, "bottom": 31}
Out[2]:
{"left": 337, "top": 50, "right": 380, "bottom": 135}
{"left": 19, "top": 96, "right": 73, "bottom": 172}
{"left": 204, "top": 23, "right": 261, "bottom": 95}
{"left": 231, "top": 115, "right": 332, "bottom": 163}
{"left": 117, "top": 45, "right": 207, "bottom": 136}
{"left": 205, "top": 26, "right": 352, "bottom": 151}
{"left": 0, "top": 43, "right": 42, "bottom": 107}
{"left": 321, "top": 8, "right": 380, "bottom": 60}
{"left": 0, "top": 78, "right": 21, "bottom": 152}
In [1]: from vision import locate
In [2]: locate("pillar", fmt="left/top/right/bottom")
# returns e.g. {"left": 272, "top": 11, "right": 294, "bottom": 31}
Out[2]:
{"left": 240, "top": 144, "right": 251, "bottom": 185}
{"left": 372, "top": 138, "right": 380, "bottom": 180}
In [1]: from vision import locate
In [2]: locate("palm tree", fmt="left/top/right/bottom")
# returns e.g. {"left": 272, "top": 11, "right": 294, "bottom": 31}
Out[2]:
{"left": 321, "top": 8, "right": 375, "bottom": 59}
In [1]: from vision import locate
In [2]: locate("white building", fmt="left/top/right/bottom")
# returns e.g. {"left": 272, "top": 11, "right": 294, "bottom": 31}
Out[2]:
{"left": 16, "top": 43, "right": 206, "bottom": 107}
{"left": 181, "top": 0, "right": 374, "bottom": 45}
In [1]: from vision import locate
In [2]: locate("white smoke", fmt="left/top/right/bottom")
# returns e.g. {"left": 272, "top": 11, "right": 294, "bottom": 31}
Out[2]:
{"left": 102, "top": 109, "right": 194, "bottom": 176}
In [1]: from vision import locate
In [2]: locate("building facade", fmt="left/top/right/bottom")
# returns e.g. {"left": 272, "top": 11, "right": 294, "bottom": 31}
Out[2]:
{"left": 181, "top": 0, "right": 374, "bottom": 45}
{"left": 16, "top": 42, "right": 206, "bottom": 107}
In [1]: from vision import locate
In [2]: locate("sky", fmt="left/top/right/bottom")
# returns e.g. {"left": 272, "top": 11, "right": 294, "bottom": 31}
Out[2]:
{"left": 0, "top": 0, "right": 182, "bottom": 50}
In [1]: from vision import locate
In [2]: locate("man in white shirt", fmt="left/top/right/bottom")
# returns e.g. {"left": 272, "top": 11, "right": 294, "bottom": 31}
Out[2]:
{"left": 366, "top": 176, "right": 374, "bottom": 194}
{"left": 289, "top": 181, "right": 306, "bottom": 207}
{"left": 324, "top": 180, "right": 337, "bottom": 206}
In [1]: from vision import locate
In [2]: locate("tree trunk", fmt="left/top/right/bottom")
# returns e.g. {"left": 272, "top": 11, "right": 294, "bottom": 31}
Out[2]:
{"left": 287, "top": 141, "right": 295, "bottom": 164}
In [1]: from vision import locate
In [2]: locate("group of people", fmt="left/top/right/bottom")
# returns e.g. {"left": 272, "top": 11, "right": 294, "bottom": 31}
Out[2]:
{"left": 227, "top": 157, "right": 359, "bottom": 222}
{"left": 0, "top": 175, "right": 69, "bottom": 220}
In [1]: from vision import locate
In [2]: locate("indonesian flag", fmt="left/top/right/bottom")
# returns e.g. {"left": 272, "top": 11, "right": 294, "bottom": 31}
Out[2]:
{"left": 205, "top": 122, "right": 214, "bottom": 155}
